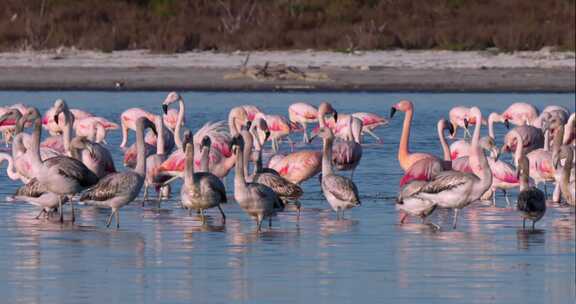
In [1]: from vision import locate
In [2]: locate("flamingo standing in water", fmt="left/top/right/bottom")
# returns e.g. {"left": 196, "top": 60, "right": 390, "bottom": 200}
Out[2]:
{"left": 317, "top": 127, "right": 361, "bottom": 218}
{"left": 288, "top": 102, "right": 318, "bottom": 143}
{"left": 502, "top": 125, "right": 544, "bottom": 155}
{"left": 516, "top": 152, "right": 546, "bottom": 229}
{"left": 351, "top": 112, "right": 388, "bottom": 143}
{"left": 390, "top": 100, "right": 445, "bottom": 186}
{"left": 81, "top": 117, "right": 156, "bottom": 228}
{"left": 311, "top": 102, "right": 363, "bottom": 179}
{"left": 142, "top": 116, "right": 171, "bottom": 206}
{"left": 119, "top": 105, "right": 179, "bottom": 148}
{"left": 253, "top": 112, "right": 297, "bottom": 152}
{"left": 22, "top": 107, "right": 99, "bottom": 223}
{"left": 399, "top": 107, "right": 493, "bottom": 229}
{"left": 231, "top": 134, "right": 281, "bottom": 232}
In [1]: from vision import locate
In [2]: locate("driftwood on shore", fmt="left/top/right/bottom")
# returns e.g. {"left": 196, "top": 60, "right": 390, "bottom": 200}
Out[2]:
{"left": 224, "top": 55, "right": 329, "bottom": 82}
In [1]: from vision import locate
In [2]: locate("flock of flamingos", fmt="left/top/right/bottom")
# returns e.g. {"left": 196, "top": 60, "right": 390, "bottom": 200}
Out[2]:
{"left": 0, "top": 93, "right": 574, "bottom": 231}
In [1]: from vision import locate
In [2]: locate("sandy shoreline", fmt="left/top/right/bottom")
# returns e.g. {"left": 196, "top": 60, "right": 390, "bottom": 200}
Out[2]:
{"left": 1, "top": 49, "right": 574, "bottom": 92}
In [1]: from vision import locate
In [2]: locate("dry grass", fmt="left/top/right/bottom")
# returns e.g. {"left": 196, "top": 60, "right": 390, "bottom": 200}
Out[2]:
{"left": 0, "top": 0, "right": 574, "bottom": 52}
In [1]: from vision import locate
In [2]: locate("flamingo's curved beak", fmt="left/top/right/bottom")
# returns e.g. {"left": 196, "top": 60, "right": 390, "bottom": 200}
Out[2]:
{"left": 333, "top": 111, "right": 338, "bottom": 123}
{"left": 53, "top": 114, "right": 59, "bottom": 124}
{"left": 504, "top": 119, "right": 510, "bottom": 129}
{"left": 86, "top": 143, "right": 96, "bottom": 158}
{"left": 162, "top": 104, "right": 168, "bottom": 115}
{"left": 389, "top": 107, "right": 397, "bottom": 118}
{"left": 463, "top": 118, "right": 469, "bottom": 129}
{"left": 447, "top": 121, "right": 455, "bottom": 137}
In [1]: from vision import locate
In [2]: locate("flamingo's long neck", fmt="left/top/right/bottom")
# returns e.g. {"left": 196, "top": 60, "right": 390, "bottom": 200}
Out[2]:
{"left": 184, "top": 143, "right": 196, "bottom": 187}
{"left": 513, "top": 131, "right": 525, "bottom": 168}
{"left": 563, "top": 114, "right": 575, "bottom": 144}
{"left": 29, "top": 118, "right": 43, "bottom": 172}
{"left": 543, "top": 127, "right": 550, "bottom": 152}
{"left": 156, "top": 119, "right": 165, "bottom": 155}
{"left": 321, "top": 137, "right": 334, "bottom": 176}
{"left": 352, "top": 118, "right": 362, "bottom": 144}
{"left": 437, "top": 120, "right": 451, "bottom": 161}
{"left": 251, "top": 129, "right": 264, "bottom": 175}
{"left": 519, "top": 158, "right": 530, "bottom": 192}
{"left": 469, "top": 111, "right": 492, "bottom": 191}
{"left": 199, "top": 145, "right": 210, "bottom": 172}
{"left": 241, "top": 131, "right": 253, "bottom": 179}
{"left": 398, "top": 108, "right": 413, "bottom": 170}
{"left": 174, "top": 99, "right": 185, "bottom": 149}
{"left": 134, "top": 121, "right": 147, "bottom": 176}
{"left": 233, "top": 144, "right": 248, "bottom": 193}
{"left": 62, "top": 109, "right": 74, "bottom": 157}
{"left": 488, "top": 113, "right": 499, "bottom": 139}
{"left": 561, "top": 150, "right": 574, "bottom": 202}
{"left": 0, "top": 153, "right": 19, "bottom": 180}
{"left": 12, "top": 134, "right": 26, "bottom": 158}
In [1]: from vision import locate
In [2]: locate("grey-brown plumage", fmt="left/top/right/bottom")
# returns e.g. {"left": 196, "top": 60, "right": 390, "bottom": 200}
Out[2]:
{"left": 517, "top": 187, "right": 546, "bottom": 229}
{"left": 323, "top": 174, "right": 360, "bottom": 203}
{"left": 13, "top": 178, "right": 68, "bottom": 218}
{"left": 43, "top": 156, "right": 99, "bottom": 189}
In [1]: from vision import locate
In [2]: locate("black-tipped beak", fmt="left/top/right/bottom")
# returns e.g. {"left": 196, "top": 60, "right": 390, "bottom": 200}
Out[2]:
{"left": 53, "top": 114, "right": 59, "bottom": 124}
{"left": 245, "top": 120, "right": 252, "bottom": 130}
{"left": 504, "top": 119, "right": 510, "bottom": 129}
{"left": 448, "top": 122, "right": 455, "bottom": 137}
{"left": 463, "top": 118, "right": 469, "bottom": 129}
{"left": 390, "top": 107, "right": 397, "bottom": 118}
{"left": 265, "top": 130, "right": 271, "bottom": 142}
{"left": 162, "top": 104, "right": 168, "bottom": 115}
{"left": 333, "top": 111, "right": 338, "bottom": 122}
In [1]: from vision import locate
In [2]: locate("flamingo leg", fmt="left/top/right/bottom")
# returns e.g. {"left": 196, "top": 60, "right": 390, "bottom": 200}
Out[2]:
{"left": 70, "top": 196, "right": 75, "bottom": 223}
{"left": 531, "top": 220, "right": 536, "bottom": 231}
{"left": 217, "top": 205, "right": 226, "bottom": 222}
{"left": 400, "top": 212, "right": 408, "bottom": 224}
{"left": 364, "top": 129, "right": 383, "bottom": 144}
{"left": 302, "top": 122, "right": 309, "bottom": 143}
{"left": 35, "top": 209, "right": 45, "bottom": 219}
{"left": 522, "top": 218, "right": 526, "bottom": 229}
{"left": 503, "top": 190, "right": 511, "bottom": 207}
{"left": 256, "top": 215, "right": 263, "bottom": 232}
{"left": 200, "top": 209, "right": 205, "bottom": 223}
{"left": 157, "top": 187, "right": 163, "bottom": 208}
{"left": 141, "top": 184, "right": 148, "bottom": 206}
{"left": 115, "top": 209, "right": 120, "bottom": 229}
{"left": 59, "top": 196, "right": 64, "bottom": 223}
{"left": 452, "top": 209, "right": 459, "bottom": 229}
{"left": 106, "top": 209, "right": 115, "bottom": 228}
{"left": 268, "top": 217, "right": 272, "bottom": 228}
{"left": 491, "top": 189, "right": 496, "bottom": 206}
{"left": 464, "top": 128, "right": 472, "bottom": 139}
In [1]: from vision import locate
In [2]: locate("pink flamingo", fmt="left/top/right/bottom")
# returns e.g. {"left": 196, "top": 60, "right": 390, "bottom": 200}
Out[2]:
{"left": 253, "top": 112, "right": 297, "bottom": 152}
{"left": 390, "top": 100, "right": 445, "bottom": 186}
{"left": 267, "top": 150, "right": 322, "bottom": 184}
{"left": 490, "top": 102, "right": 539, "bottom": 127}
{"left": 311, "top": 102, "right": 363, "bottom": 179}
{"left": 141, "top": 116, "right": 172, "bottom": 205}
{"left": 449, "top": 140, "right": 470, "bottom": 160}
{"left": 43, "top": 107, "right": 93, "bottom": 136}
{"left": 351, "top": 112, "right": 388, "bottom": 143}
{"left": 288, "top": 102, "right": 318, "bottom": 143}
{"left": 241, "top": 105, "right": 262, "bottom": 121}
{"left": 449, "top": 106, "right": 473, "bottom": 138}
{"left": 119, "top": 106, "right": 179, "bottom": 148}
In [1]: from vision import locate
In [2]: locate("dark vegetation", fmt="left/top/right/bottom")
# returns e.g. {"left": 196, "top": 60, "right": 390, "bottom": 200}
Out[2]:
{"left": 0, "top": 0, "right": 574, "bottom": 52}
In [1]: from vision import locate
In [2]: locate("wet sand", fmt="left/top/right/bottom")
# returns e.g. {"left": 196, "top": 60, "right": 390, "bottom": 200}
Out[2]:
{"left": 1, "top": 50, "right": 574, "bottom": 92}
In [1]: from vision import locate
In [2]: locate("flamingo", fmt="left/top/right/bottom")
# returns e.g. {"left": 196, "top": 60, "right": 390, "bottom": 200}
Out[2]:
{"left": 401, "top": 107, "right": 492, "bottom": 229}
{"left": 253, "top": 112, "right": 296, "bottom": 152}
{"left": 80, "top": 117, "right": 156, "bottom": 228}
{"left": 142, "top": 116, "right": 171, "bottom": 206}
{"left": 22, "top": 107, "right": 99, "bottom": 223}
{"left": 390, "top": 100, "right": 446, "bottom": 186}
{"left": 230, "top": 134, "right": 281, "bottom": 232}
{"left": 180, "top": 139, "right": 227, "bottom": 222}
{"left": 516, "top": 152, "right": 546, "bottom": 229}
{"left": 317, "top": 127, "right": 361, "bottom": 218}
{"left": 449, "top": 106, "right": 473, "bottom": 138}
{"left": 119, "top": 106, "right": 179, "bottom": 148}
{"left": 502, "top": 125, "right": 544, "bottom": 155}
{"left": 247, "top": 121, "right": 303, "bottom": 212}
{"left": 11, "top": 178, "right": 69, "bottom": 219}
{"left": 69, "top": 136, "right": 116, "bottom": 179}
{"left": 267, "top": 150, "right": 321, "bottom": 185}
{"left": 490, "top": 102, "right": 539, "bottom": 127}
{"left": 43, "top": 106, "right": 93, "bottom": 136}
{"left": 351, "top": 112, "right": 388, "bottom": 143}
{"left": 288, "top": 102, "right": 318, "bottom": 143}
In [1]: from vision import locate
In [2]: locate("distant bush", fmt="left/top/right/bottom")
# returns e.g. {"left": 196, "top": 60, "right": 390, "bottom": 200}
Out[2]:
{"left": 0, "top": 0, "right": 573, "bottom": 52}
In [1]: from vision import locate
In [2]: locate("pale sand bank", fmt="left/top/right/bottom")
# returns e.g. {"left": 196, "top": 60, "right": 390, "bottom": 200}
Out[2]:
{"left": 1, "top": 49, "right": 574, "bottom": 91}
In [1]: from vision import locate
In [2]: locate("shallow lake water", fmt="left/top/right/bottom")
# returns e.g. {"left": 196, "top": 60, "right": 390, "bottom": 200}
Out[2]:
{"left": 0, "top": 91, "right": 574, "bottom": 303}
